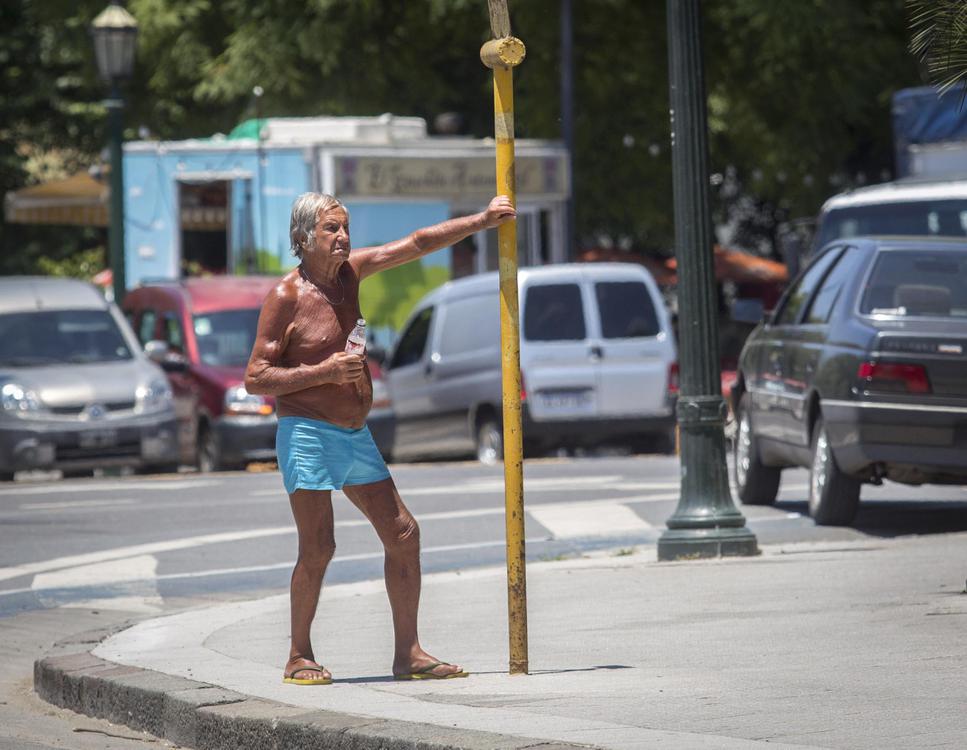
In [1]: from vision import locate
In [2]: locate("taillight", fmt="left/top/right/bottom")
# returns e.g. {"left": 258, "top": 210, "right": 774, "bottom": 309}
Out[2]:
{"left": 857, "top": 361, "right": 931, "bottom": 394}
{"left": 667, "top": 362, "right": 680, "bottom": 395}
{"left": 520, "top": 373, "right": 527, "bottom": 403}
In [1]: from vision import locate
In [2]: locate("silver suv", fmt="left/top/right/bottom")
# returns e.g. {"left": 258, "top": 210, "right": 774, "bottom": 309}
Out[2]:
{"left": 0, "top": 277, "right": 178, "bottom": 480}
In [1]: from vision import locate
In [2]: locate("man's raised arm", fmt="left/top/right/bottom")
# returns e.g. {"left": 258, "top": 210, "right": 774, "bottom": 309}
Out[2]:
{"left": 245, "top": 282, "right": 365, "bottom": 396}
{"left": 351, "top": 195, "right": 516, "bottom": 279}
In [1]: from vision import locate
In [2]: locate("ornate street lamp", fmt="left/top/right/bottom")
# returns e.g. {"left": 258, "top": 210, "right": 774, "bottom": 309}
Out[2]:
{"left": 658, "top": 0, "right": 757, "bottom": 560}
{"left": 91, "top": 1, "right": 138, "bottom": 304}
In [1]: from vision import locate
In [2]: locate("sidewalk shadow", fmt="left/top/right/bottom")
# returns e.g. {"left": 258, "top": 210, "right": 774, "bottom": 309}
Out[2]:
{"left": 336, "top": 664, "right": 632, "bottom": 685}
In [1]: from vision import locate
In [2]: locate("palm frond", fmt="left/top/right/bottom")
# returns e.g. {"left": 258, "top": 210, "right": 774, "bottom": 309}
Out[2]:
{"left": 908, "top": 0, "right": 967, "bottom": 99}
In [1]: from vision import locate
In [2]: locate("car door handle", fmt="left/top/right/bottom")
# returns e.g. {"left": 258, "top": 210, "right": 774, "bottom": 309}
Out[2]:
{"left": 589, "top": 345, "right": 603, "bottom": 361}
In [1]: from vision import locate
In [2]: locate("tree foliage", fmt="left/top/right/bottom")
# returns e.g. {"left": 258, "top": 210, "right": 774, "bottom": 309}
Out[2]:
{"left": 908, "top": 0, "right": 967, "bottom": 97}
{"left": 1, "top": 0, "right": 927, "bottom": 276}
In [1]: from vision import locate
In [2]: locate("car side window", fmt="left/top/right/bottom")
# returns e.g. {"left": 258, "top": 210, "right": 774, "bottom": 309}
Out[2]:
{"left": 524, "top": 283, "right": 586, "bottom": 341}
{"left": 390, "top": 306, "right": 434, "bottom": 368}
{"left": 594, "top": 281, "right": 660, "bottom": 338}
{"left": 163, "top": 312, "right": 185, "bottom": 353}
{"left": 138, "top": 310, "right": 157, "bottom": 344}
{"left": 774, "top": 248, "right": 843, "bottom": 326}
{"left": 803, "top": 247, "right": 861, "bottom": 324}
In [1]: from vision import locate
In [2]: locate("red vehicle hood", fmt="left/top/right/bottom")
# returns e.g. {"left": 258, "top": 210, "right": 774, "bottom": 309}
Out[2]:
{"left": 193, "top": 363, "right": 277, "bottom": 406}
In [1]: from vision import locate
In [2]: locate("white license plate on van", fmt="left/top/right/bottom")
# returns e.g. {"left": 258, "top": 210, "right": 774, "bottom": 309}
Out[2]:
{"left": 538, "top": 389, "right": 592, "bottom": 410}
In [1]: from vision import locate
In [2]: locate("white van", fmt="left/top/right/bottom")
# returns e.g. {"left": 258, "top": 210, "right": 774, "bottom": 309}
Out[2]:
{"left": 812, "top": 176, "right": 967, "bottom": 252}
{"left": 383, "top": 263, "right": 677, "bottom": 463}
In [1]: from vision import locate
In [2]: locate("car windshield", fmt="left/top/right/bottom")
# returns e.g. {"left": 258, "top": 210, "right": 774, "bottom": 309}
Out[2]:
{"left": 193, "top": 309, "right": 260, "bottom": 366}
{"left": 0, "top": 309, "right": 132, "bottom": 366}
{"left": 860, "top": 249, "right": 967, "bottom": 319}
{"left": 816, "top": 199, "right": 967, "bottom": 248}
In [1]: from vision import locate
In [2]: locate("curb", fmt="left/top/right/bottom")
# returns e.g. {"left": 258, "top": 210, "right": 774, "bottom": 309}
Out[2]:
{"left": 34, "top": 626, "right": 591, "bottom": 750}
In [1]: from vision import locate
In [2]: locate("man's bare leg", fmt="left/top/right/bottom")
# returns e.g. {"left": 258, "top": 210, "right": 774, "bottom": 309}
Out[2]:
{"left": 343, "top": 477, "right": 464, "bottom": 677}
{"left": 285, "top": 488, "right": 335, "bottom": 681}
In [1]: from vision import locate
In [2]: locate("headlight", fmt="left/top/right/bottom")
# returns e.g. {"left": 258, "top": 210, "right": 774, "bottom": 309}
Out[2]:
{"left": 1, "top": 383, "right": 43, "bottom": 415}
{"left": 135, "top": 378, "right": 173, "bottom": 413}
{"left": 224, "top": 384, "right": 273, "bottom": 416}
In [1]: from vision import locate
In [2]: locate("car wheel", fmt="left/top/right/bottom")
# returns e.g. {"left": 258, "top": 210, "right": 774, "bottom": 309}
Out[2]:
{"left": 0, "top": 471, "right": 14, "bottom": 482}
{"left": 732, "top": 394, "right": 781, "bottom": 505}
{"left": 808, "top": 417, "right": 861, "bottom": 526}
{"left": 476, "top": 417, "right": 503, "bottom": 465}
{"left": 197, "top": 426, "right": 224, "bottom": 473}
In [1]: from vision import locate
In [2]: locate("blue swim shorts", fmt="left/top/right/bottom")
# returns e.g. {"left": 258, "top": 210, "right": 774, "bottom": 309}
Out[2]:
{"left": 276, "top": 416, "right": 391, "bottom": 494}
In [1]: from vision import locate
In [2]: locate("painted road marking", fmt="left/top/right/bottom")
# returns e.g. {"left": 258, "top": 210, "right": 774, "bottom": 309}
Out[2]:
{"left": 0, "top": 479, "right": 220, "bottom": 496}
{"left": 20, "top": 498, "right": 138, "bottom": 511}
{"left": 528, "top": 501, "right": 653, "bottom": 539}
{"left": 0, "top": 527, "right": 294, "bottom": 583}
{"left": 249, "top": 475, "right": 625, "bottom": 498}
{"left": 0, "top": 493, "right": 805, "bottom": 589}
{"left": 32, "top": 554, "right": 163, "bottom": 613}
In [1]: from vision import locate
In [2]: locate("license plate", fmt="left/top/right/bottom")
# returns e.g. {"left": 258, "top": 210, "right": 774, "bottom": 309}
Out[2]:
{"left": 79, "top": 428, "right": 118, "bottom": 448}
{"left": 539, "top": 390, "right": 591, "bottom": 409}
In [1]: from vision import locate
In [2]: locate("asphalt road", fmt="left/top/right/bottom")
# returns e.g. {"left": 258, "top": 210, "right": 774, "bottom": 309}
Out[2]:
{"left": 2, "top": 454, "right": 967, "bottom": 749}
{"left": 2, "top": 455, "right": 967, "bottom": 619}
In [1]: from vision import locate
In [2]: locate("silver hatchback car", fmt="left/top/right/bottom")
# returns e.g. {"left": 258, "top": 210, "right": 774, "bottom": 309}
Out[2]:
{"left": 0, "top": 277, "right": 179, "bottom": 480}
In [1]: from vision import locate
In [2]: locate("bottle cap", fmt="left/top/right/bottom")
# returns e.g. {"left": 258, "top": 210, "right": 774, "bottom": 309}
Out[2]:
{"left": 356, "top": 318, "right": 366, "bottom": 326}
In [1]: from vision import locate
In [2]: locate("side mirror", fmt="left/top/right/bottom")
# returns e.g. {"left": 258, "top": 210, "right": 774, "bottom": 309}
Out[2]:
{"left": 145, "top": 340, "right": 188, "bottom": 373}
{"left": 731, "top": 298, "right": 765, "bottom": 325}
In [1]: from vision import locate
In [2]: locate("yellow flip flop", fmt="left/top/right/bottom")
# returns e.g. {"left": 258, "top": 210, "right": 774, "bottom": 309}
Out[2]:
{"left": 394, "top": 662, "right": 469, "bottom": 681}
{"left": 283, "top": 664, "right": 332, "bottom": 685}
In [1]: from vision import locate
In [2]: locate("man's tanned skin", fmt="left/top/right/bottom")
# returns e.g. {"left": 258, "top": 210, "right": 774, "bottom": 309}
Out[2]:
{"left": 246, "top": 195, "right": 515, "bottom": 682}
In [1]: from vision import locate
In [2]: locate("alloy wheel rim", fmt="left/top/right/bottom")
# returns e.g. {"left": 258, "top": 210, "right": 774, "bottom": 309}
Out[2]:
{"left": 736, "top": 412, "right": 751, "bottom": 487}
{"left": 811, "top": 429, "right": 829, "bottom": 506}
{"left": 478, "top": 426, "right": 500, "bottom": 465}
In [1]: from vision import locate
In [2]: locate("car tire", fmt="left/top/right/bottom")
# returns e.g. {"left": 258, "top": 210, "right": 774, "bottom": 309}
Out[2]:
{"left": 0, "top": 472, "right": 14, "bottom": 482}
{"left": 197, "top": 425, "right": 225, "bottom": 473}
{"left": 476, "top": 417, "right": 503, "bottom": 465}
{"left": 808, "top": 417, "right": 861, "bottom": 526}
{"left": 732, "top": 394, "right": 781, "bottom": 505}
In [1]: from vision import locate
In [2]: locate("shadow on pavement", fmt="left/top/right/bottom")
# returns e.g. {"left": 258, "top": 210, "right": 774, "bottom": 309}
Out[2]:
{"left": 777, "top": 498, "right": 967, "bottom": 537}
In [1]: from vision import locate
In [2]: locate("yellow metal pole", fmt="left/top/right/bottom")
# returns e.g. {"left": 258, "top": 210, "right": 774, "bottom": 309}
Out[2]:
{"left": 481, "top": 4, "right": 528, "bottom": 676}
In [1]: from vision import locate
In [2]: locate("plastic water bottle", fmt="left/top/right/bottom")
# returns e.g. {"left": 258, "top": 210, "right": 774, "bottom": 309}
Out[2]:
{"left": 345, "top": 318, "right": 367, "bottom": 355}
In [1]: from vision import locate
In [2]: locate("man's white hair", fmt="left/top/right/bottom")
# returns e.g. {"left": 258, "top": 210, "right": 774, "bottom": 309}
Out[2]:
{"left": 289, "top": 192, "right": 348, "bottom": 259}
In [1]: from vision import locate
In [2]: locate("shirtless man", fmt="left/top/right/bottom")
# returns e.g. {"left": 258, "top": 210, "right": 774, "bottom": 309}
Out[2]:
{"left": 245, "top": 192, "right": 516, "bottom": 685}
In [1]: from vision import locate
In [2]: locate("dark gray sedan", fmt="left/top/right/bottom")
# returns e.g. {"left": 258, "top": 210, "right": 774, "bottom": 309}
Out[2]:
{"left": 731, "top": 237, "right": 967, "bottom": 525}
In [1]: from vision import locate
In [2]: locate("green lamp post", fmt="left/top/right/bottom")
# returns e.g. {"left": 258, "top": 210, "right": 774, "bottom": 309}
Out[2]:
{"left": 91, "top": 1, "right": 138, "bottom": 304}
{"left": 657, "top": 0, "right": 758, "bottom": 561}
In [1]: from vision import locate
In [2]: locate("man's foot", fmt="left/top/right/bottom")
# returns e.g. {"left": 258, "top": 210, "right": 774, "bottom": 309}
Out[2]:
{"left": 283, "top": 657, "right": 332, "bottom": 685}
{"left": 393, "top": 656, "right": 468, "bottom": 681}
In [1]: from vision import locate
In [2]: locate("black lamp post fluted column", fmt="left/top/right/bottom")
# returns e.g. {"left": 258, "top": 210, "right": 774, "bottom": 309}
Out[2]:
{"left": 91, "top": 1, "right": 138, "bottom": 304}
{"left": 657, "top": 0, "right": 758, "bottom": 561}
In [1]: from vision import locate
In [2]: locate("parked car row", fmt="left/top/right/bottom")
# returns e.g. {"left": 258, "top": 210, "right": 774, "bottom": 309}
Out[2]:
{"left": 0, "top": 262, "right": 677, "bottom": 478}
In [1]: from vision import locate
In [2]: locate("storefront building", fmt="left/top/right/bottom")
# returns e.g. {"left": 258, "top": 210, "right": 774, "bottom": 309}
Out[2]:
{"left": 122, "top": 115, "right": 569, "bottom": 337}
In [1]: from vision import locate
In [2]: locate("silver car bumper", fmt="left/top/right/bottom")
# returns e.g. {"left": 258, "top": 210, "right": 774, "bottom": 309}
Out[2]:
{"left": 0, "top": 411, "right": 179, "bottom": 472}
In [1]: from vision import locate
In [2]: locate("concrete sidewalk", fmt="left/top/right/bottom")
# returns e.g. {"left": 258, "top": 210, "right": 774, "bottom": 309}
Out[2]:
{"left": 36, "top": 533, "right": 967, "bottom": 749}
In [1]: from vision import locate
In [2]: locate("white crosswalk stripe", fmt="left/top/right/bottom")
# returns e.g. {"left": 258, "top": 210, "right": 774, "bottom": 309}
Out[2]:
{"left": 528, "top": 501, "right": 653, "bottom": 539}
{"left": 32, "top": 554, "right": 163, "bottom": 613}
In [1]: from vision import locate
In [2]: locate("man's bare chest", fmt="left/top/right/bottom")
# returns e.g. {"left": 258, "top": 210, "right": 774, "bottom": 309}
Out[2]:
{"left": 284, "top": 296, "right": 362, "bottom": 361}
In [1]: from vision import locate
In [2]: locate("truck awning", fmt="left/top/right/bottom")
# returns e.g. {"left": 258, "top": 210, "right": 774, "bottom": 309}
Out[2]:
{"left": 4, "top": 171, "right": 109, "bottom": 227}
